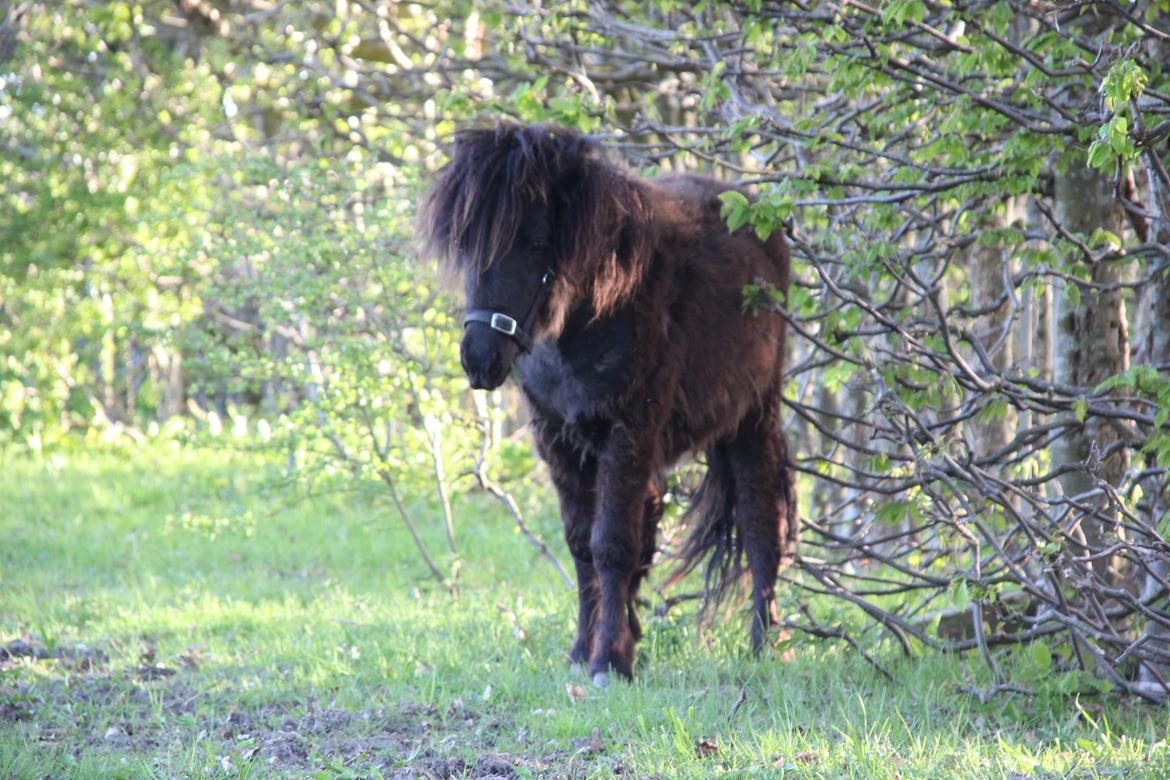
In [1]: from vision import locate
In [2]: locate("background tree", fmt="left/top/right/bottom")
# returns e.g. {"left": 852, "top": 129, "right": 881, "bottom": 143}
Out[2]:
{"left": 504, "top": 0, "right": 1170, "bottom": 698}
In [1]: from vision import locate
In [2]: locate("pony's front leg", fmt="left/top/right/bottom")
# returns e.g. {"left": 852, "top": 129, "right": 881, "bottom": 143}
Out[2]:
{"left": 541, "top": 440, "right": 599, "bottom": 672}
{"left": 566, "top": 533, "right": 599, "bottom": 672}
{"left": 588, "top": 440, "right": 651, "bottom": 686}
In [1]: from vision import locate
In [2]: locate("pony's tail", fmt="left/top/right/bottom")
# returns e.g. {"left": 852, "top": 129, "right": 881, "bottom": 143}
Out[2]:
{"left": 670, "top": 442, "right": 800, "bottom": 618}
{"left": 671, "top": 444, "right": 743, "bottom": 613}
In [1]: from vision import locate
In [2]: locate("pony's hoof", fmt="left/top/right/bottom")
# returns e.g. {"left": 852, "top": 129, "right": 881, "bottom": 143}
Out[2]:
{"left": 592, "top": 671, "right": 611, "bottom": 689}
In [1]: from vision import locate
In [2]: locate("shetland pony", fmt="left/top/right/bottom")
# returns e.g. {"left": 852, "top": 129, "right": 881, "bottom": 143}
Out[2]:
{"left": 419, "top": 123, "right": 797, "bottom": 686}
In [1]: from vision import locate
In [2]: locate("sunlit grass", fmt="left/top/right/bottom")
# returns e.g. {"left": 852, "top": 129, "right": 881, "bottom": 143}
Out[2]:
{"left": 1, "top": 443, "right": 1168, "bottom": 777}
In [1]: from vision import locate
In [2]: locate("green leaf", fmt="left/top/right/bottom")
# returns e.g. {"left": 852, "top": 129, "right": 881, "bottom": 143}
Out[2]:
{"left": 953, "top": 579, "right": 971, "bottom": 611}
{"left": 882, "top": 0, "right": 926, "bottom": 24}
{"left": 718, "top": 190, "right": 750, "bottom": 216}
{"left": 1090, "top": 228, "right": 1122, "bottom": 250}
{"left": 1101, "top": 59, "right": 1148, "bottom": 111}
{"left": 1107, "top": 115, "right": 1130, "bottom": 153}
{"left": 1086, "top": 140, "right": 1113, "bottom": 172}
{"left": 875, "top": 499, "right": 911, "bottom": 526}
{"left": 727, "top": 206, "right": 749, "bottom": 233}
{"left": 1032, "top": 641, "right": 1053, "bottom": 671}
{"left": 719, "top": 190, "right": 751, "bottom": 233}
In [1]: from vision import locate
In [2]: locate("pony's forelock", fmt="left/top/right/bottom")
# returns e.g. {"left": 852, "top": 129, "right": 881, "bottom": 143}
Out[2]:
{"left": 419, "top": 123, "right": 578, "bottom": 276}
{"left": 417, "top": 122, "right": 652, "bottom": 315}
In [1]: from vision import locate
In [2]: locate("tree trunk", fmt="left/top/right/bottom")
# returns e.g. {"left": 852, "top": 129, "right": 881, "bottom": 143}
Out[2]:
{"left": 1051, "top": 156, "right": 1130, "bottom": 582}
{"left": 1132, "top": 158, "right": 1170, "bottom": 689}
{"left": 967, "top": 198, "right": 1021, "bottom": 456}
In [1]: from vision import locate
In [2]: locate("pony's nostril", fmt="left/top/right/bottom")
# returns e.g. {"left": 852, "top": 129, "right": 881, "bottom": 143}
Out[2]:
{"left": 487, "top": 350, "right": 504, "bottom": 377}
{"left": 460, "top": 336, "right": 510, "bottom": 390}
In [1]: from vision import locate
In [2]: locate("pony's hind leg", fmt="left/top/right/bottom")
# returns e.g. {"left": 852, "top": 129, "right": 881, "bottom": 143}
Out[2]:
{"left": 728, "top": 403, "right": 796, "bottom": 653}
{"left": 626, "top": 479, "right": 664, "bottom": 642}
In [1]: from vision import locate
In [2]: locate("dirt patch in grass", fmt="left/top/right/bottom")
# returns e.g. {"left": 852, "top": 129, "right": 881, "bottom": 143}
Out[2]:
{"left": 1, "top": 634, "right": 109, "bottom": 672}
{"left": 25, "top": 677, "right": 434, "bottom": 772}
{"left": 2, "top": 637, "right": 604, "bottom": 777}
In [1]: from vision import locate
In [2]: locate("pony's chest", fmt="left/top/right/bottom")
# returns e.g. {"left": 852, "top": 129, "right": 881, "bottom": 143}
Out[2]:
{"left": 516, "top": 311, "right": 634, "bottom": 424}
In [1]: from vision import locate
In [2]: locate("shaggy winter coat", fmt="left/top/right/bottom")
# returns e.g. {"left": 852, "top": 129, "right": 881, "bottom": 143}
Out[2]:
{"left": 419, "top": 123, "right": 797, "bottom": 684}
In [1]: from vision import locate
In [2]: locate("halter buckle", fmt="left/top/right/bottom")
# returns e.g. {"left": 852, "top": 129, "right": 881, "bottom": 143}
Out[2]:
{"left": 489, "top": 312, "right": 519, "bottom": 336}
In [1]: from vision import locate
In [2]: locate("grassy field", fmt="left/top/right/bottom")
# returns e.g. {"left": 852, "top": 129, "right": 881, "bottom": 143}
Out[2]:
{"left": 1, "top": 443, "right": 1168, "bottom": 778}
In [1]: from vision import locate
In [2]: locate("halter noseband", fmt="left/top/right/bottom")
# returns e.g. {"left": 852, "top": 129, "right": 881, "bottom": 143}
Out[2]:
{"left": 463, "top": 267, "right": 557, "bottom": 354}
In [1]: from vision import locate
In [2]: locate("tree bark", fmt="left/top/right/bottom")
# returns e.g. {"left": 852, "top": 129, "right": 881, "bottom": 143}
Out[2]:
{"left": 967, "top": 199, "right": 1021, "bottom": 456}
{"left": 1051, "top": 156, "right": 1130, "bottom": 582}
{"left": 1133, "top": 158, "right": 1170, "bottom": 688}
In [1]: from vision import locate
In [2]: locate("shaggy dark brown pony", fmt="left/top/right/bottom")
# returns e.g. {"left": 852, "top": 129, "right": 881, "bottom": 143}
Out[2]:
{"left": 418, "top": 122, "right": 798, "bottom": 686}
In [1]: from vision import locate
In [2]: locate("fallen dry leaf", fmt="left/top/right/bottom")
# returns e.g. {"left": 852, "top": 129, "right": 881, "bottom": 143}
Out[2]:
{"left": 180, "top": 646, "right": 209, "bottom": 669}
{"left": 796, "top": 751, "right": 820, "bottom": 763}
{"left": 695, "top": 737, "right": 719, "bottom": 758}
{"left": 496, "top": 604, "right": 527, "bottom": 642}
{"left": 772, "top": 628, "right": 798, "bottom": 662}
{"left": 572, "top": 726, "right": 605, "bottom": 755}
{"left": 565, "top": 682, "right": 586, "bottom": 703}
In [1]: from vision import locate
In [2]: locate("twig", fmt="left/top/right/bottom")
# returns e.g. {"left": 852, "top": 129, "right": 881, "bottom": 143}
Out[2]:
{"left": 472, "top": 393, "right": 573, "bottom": 589}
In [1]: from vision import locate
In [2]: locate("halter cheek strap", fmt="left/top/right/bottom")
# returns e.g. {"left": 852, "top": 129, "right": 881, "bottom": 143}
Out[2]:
{"left": 463, "top": 267, "right": 556, "bottom": 354}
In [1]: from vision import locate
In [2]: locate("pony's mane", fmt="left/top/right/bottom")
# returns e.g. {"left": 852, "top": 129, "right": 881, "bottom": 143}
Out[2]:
{"left": 417, "top": 122, "right": 651, "bottom": 315}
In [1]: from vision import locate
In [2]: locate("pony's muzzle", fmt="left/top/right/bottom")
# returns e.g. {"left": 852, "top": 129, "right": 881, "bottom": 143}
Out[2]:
{"left": 460, "top": 329, "right": 516, "bottom": 390}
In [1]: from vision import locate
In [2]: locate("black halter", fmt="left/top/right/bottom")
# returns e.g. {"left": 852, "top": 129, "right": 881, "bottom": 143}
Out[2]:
{"left": 463, "top": 267, "right": 557, "bottom": 353}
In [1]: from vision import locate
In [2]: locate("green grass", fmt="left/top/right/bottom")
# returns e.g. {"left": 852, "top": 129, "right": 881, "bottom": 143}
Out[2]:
{"left": 1, "top": 443, "right": 1168, "bottom": 778}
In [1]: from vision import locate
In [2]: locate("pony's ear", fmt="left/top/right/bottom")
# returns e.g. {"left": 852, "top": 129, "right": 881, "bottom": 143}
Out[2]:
{"left": 450, "top": 126, "right": 482, "bottom": 157}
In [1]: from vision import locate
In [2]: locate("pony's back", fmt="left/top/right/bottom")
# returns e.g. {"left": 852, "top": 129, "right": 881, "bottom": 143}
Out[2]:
{"left": 641, "top": 172, "right": 790, "bottom": 462}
